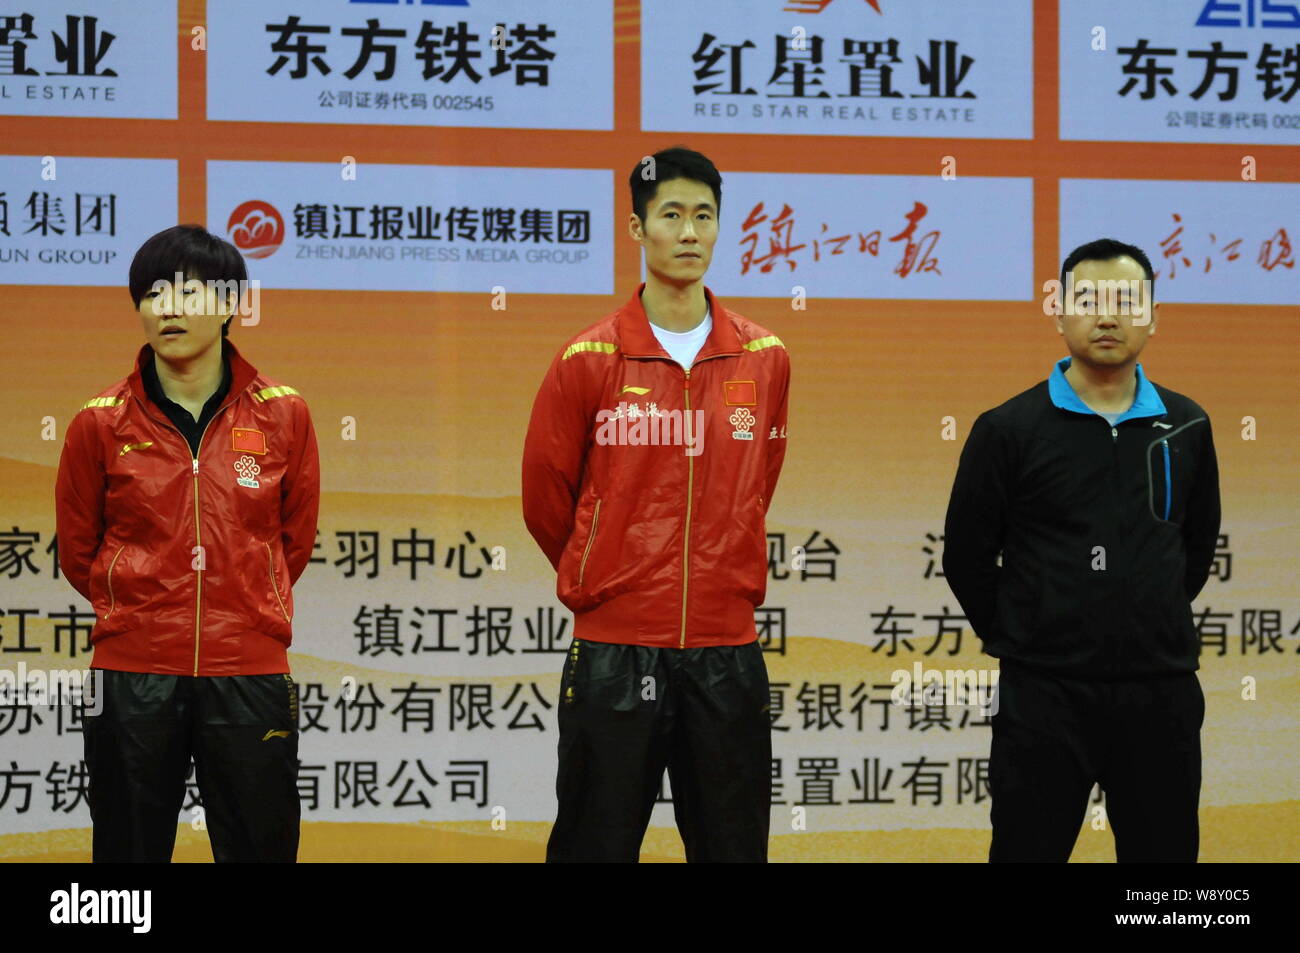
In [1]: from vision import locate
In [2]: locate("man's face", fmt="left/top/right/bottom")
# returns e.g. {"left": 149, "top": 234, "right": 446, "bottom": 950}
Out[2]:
{"left": 1057, "top": 255, "right": 1158, "bottom": 369}
{"left": 629, "top": 177, "right": 718, "bottom": 284}
{"left": 138, "top": 274, "right": 232, "bottom": 361}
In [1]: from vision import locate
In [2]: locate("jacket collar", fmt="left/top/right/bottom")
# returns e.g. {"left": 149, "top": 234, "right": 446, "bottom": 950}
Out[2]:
{"left": 617, "top": 282, "right": 743, "bottom": 360}
{"left": 1048, "top": 355, "right": 1167, "bottom": 423}
{"left": 129, "top": 338, "right": 258, "bottom": 406}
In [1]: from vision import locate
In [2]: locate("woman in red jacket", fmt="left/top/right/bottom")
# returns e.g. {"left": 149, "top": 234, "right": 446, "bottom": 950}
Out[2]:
{"left": 55, "top": 225, "right": 320, "bottom": 862}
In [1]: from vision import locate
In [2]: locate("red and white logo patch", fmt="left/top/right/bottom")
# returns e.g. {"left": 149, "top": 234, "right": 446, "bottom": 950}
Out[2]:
{"left": 729, "top": 407, "right": 756, "bottom": 441}
{"left": 234, "top": 454, "right": 262, "bottom": 489}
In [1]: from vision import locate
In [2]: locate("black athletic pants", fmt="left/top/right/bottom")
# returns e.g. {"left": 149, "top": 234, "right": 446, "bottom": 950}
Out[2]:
{"left": 546, "top": 638, "right": 772, "bottom": 863}
{"left": 82, "top": 670, "right": 300, "bottom": 863}
{"left": 989, "top": 660, "right": 1204, "bottom": 863}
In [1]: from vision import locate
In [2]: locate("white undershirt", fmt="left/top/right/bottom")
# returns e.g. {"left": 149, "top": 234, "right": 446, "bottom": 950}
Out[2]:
{"left": 649, "top": 307, "right": 712, "bottom": 369}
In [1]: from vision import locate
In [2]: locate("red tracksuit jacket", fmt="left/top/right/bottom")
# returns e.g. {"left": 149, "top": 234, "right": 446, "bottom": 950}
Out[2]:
{"left": 54, "top": 341, "right": 320, "bottom": 676}
{"left": 522, "top": 283, "right": 790, "bottom": 648}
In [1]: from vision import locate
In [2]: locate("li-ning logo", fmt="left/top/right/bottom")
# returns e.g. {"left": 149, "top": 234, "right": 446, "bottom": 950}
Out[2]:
{"left": 730, "top": 407, "right": 756, "bottom": 441}
{"left": 261, "top": 729, "right": 291, "bottom": 741}
{"left": 49, "top": 883, "right": 151, "bottom": 933}
{"left": 234, "top": 454, "right": 261, "bottom": 488}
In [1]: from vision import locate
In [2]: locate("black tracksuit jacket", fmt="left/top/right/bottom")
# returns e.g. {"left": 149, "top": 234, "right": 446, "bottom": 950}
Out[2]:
{"left": 942, "top": 359, "right": 1221, "bottom": 679}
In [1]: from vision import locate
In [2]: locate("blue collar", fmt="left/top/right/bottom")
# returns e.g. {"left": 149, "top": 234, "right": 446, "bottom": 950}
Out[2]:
{"left": 1048, "top": 356, "right": 1167, "bottom": 423}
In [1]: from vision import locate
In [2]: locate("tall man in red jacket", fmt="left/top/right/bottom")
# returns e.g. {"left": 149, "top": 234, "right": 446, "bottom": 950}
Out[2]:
{"left": 55, "top": 225, "right": 320, "bottom": 862}
{"left": 523, "top": 147, "right": 791, "bottom": 862}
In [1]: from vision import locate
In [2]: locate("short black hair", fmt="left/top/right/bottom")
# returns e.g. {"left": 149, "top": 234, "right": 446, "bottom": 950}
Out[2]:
{"left": 629, "top": 146, "right": 722, "bottom": 225}
{"left": 129, "top": 224, "right": 247, "bottom": 337}
{"left": 1060, "top": 237, "right": 1156, "bottom": 299}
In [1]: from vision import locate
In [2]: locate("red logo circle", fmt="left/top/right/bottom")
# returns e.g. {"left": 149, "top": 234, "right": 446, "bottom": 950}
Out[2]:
{"left": 227, "top": 200, "right": 285, "bottom": 259}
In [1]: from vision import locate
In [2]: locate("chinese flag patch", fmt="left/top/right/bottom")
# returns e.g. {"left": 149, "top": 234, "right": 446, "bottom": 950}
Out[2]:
{"left": 723, "top": 380, "right": 757, "bottom": 406}
{"left": 231, "top": 428, "right": 267, "bottom": 455}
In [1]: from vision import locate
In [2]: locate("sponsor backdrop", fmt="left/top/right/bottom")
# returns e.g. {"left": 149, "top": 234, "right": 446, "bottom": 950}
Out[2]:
{"left": 0, "top": 0, "right": 1296, "bottom": 862}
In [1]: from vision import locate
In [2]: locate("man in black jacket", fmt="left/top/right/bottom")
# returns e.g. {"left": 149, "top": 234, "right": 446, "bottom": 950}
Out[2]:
{"left": 943, "top": 238, "right": 1221, "bottom": 862}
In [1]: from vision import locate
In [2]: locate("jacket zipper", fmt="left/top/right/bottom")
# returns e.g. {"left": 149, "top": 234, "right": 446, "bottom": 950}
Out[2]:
{"left": 1110, "top": 420, "right": 1133, "bottom": 677}
{"left": 266, "top": 541, "right": 290, "bottom": 622}
{"left": 673, "top": 352, "right": 734, "bottom": 648}
{"left": 680, "top": 369, "right": 694, "bottom": 648}
{"left": 132, "top": 386, "right": 237, "bottom": 677}
{"left": 186, "top": 382, "right": 248, "bottom": 674}
{"left": 578, "top": 497, "right": 602, "bottom": 589}
{"left": 628, "top": 344, "right": 739, "bottom": 649}
{"left": 104, "top": 544, "right": 126, "bottom": 618}
{"left": 1145, "top": 417, "right": 1206, "bottom": 522}
{"left": 190, "top": 414, "right": 226, "bottom": 676}
{"left": 1161, "top": 441, "right": 1172, "bottom": 520}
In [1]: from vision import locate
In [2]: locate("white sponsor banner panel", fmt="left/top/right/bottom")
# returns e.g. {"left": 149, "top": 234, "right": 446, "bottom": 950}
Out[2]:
{"left": 0, "top": 155, "right": 177, "bottom": 285}
{"left": 0, "top": 0, "right": 177, "bottom": 119}
{"left": 1060, "top": 179, "right": 1298, "bottom": 304}
{"left": 641, "top": 0, "right": 1033, "bottom": 139}
{"left": 207, "top": 0, "right": 613, "bottom": 129}
{"left": 704, "top": 172, "right": 1034, "bottom": 300}
{"left": 207, "top": 160, "right": 613, "bottom": 294}
{"left": 1060, "top": 0, "right": 1300, "bottom": 144}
